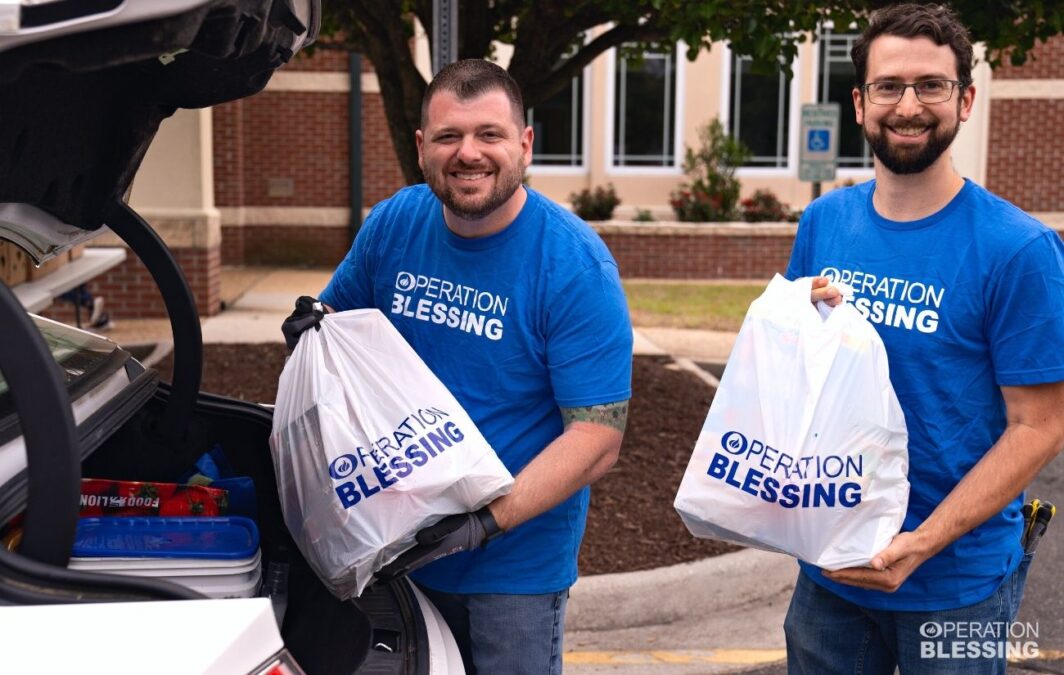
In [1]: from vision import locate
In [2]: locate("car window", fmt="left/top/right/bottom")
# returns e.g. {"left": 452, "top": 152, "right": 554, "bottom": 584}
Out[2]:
{"left": 0, "top": 316, "right": 120, "bottom": 403}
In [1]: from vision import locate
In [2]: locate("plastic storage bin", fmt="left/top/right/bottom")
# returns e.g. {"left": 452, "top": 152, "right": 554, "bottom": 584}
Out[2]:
{"left": 68, "top": 517, "right": 262, "bottom": 598}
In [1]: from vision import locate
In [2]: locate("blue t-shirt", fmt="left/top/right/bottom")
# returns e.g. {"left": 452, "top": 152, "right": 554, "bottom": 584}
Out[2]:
{"left": 321, "top": 184, "right": 633, "bottom": 594}
{"left": 786, "top": 179, "right": 1064, "bottom": 611}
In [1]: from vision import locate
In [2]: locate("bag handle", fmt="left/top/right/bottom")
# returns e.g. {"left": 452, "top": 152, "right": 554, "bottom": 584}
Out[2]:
{"left": 765, "top": 275, "right": 833, "bottom": 326}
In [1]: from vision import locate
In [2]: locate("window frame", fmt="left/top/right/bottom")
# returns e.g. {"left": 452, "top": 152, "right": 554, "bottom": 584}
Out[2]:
{"left": 527, "top": 61, "right": 592, "bottom": 176}
{"left": 720, "top": 43, "right": 802, "bottom": 178}
{"left": 814, "top": 25, "right": 875, "bottom": 178}
{"left": 605, "top": 42, "right": 686, "bottom": 176}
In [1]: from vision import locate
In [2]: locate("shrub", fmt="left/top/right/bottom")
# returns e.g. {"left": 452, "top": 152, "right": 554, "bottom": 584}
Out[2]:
{"left": 740, "top": 189, "right": 791, "bottom": 222}
{"left": 670, "top": 119, "right": 750, "bottom": 222}
{"left": 570, "top": 183, "right": 620, "bottom": 221}
{"left": 633, "top": 208, "right": 654, "bottom": 222}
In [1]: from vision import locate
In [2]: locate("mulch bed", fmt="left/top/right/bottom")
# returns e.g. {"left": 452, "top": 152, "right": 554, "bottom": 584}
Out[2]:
{"left": 155, "top": 346, "right": 739, "bottom": 575}
{"left": 581, "top": 356, "right": 740, "bottom": 574}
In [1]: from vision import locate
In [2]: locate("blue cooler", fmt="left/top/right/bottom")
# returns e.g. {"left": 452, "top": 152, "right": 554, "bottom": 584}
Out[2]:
{"left": 68, "top": 517, "right": 262, "bottom": 598}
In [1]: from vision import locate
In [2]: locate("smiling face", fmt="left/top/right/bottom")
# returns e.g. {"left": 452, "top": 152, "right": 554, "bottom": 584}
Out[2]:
{"left": 416, "top": 88, "right": 533, "bottom": 227}
{"left": 853, "top": 35, "right": 975, "bottom": 176}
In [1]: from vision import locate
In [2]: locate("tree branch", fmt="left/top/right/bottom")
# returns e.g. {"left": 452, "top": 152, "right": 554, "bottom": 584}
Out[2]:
{"left": 515, "top": 22, "right": 665, "bottom": 107}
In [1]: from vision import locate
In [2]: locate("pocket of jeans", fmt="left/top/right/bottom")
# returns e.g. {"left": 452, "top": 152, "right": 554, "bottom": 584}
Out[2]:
{"left": 1008, "top": 555, "right": 1034, "bottom": 619}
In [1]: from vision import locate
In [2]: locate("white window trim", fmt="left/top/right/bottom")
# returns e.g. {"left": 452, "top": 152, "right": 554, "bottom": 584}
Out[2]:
{"left": 812, "top": 27, "right": 874, "bottom": 178}
{"left": 604, "top": 42, "right": 685, "bottom": 176}
{"left": 720, "top": 43, "right": 802, "bottom": 178}
{"left": 528, "top": 60, "right": 592, "bottom": 175}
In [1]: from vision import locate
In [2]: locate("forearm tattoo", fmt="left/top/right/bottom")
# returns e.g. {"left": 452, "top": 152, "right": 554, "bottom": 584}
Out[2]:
{"left": 561, "top": 401, "right": 629, "bottom": 432}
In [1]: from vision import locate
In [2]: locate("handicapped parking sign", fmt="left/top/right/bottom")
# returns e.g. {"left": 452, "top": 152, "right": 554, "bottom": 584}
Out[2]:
{"left": 800, "top": 103, "right": 840, "bottom": 182}
{"left": 807, "top": 129, "right": 830, "bottom": 153}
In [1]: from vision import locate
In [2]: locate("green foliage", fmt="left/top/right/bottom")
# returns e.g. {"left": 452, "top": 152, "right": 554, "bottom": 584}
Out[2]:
{"left": 670, "top": 120, "right": 749, "bottom": 222}
{"left": 320, "top": 1, "right": 1064, "bottom": 185}
{"left": 633, "top": 208, "right": 655, "bottom": 222}
{"left": 570, "top": 184, "right": 621, "bottom": 221}
{"left": 740, "top": 189, "right": 791, "bottom": 223}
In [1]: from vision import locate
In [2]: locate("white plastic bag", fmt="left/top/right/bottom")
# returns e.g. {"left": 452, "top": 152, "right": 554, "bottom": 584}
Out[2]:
{"left": 674, "top": 275, "right": 909, "bottom": 569}
{"left": 270, "top": 308, "right": 514, "bottom": 599}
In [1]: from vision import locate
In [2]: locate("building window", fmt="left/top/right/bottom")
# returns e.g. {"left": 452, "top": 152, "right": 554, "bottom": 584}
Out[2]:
{"left": 529, "top": 72, "right": 584, "bottom": 167}
{"left": 729, "top": 52, "right": 792, "bottom": 168}
{"left": 613, "top": 49, "right": 676, "bottom": 167}
{"left": 818, "top": 29, "right": 873, "bottom": 169}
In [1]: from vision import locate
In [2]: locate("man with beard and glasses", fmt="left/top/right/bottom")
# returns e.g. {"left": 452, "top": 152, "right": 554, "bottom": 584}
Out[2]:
{"left": 783, "top": 4, "right": 1064, "bottom": 673}
{"left": 281, "top": 59, "right": 631, "bottom": 674}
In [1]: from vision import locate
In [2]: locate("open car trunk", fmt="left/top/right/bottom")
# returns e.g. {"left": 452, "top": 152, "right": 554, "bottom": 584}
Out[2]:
{"left": 81, "top": 385, "right": 434, "bottom": 674}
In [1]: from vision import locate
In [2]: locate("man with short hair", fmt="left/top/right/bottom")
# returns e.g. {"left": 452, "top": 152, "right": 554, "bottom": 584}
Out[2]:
{"left": 284, "top": 59, "right": 632, "bottom": 674}
{"left": 785, "top": 4, "right": 1064, "bottom": 672}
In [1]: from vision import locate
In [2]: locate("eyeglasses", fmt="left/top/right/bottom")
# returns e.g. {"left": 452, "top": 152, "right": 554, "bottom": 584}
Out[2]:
{"left": 861, "top": 79, "right": 966, "bottom": 104}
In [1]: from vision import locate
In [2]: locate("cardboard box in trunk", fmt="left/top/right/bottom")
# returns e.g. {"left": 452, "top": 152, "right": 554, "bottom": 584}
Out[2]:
{"left": 28, "top": 250, "right": 70, "bottom": 281}
{"left": 0, "top": 241, "right": 30, "bottom": 286}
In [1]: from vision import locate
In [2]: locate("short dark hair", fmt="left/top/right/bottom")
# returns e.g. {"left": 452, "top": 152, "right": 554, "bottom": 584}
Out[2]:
{"left": 420, "top": 59, "right": 526, "bottom": 129}
{"left": 851, "top": 3, "right": 974, "bottom": 87}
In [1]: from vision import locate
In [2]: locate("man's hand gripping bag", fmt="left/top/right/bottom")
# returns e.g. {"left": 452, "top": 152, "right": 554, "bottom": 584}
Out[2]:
{"left": 270, "top": 309, "right": 514, "bottom": 599}
{"left": 674, "top": 275, "right": 909, "bottom": 569}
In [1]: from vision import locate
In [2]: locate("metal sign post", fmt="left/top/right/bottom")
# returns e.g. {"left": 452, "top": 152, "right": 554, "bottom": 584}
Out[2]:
{"left": 432, "top": 0, "right": 458, "bottom": 76}
{"left": 799, "top": 103, "right": 840, "bottom": 199}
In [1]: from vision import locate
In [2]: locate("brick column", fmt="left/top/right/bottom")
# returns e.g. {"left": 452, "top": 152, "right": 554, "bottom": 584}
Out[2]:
{"left": 98, "top": 108, "right": 223, "bottom": 318}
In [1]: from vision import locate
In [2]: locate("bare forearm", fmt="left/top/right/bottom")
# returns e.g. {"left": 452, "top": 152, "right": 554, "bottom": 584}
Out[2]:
{"left": 916, "top": 424, "right": 1061, "bottom": 556}
{"left": 825, "top": 385, "right": 1064, "bottom": 592}
{"left": 488, "top": 421, "right": 623, "bottom": 531}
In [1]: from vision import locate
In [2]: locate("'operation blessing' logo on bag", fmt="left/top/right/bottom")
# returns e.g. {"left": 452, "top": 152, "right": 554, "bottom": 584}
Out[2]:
{"left": 708, "top": 431, "right": 863, "bottom": 508}
{"left": 329, "top": 455, "right": 357, "bottom": 479}
{"left": 329, "top": 407, "right": 466, "bottom": 509}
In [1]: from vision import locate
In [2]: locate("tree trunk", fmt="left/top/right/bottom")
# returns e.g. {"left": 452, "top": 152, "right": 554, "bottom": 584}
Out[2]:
{"left": 349, "top": 2, "right": 429, "bottom": 185}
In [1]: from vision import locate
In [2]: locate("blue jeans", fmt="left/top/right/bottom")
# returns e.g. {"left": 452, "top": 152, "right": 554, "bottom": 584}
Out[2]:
{"left": 416, "top": 584, "right": 568, "bottom": 675}
{"left": 784, "top": 555, "right": 1032, "bottom": 674}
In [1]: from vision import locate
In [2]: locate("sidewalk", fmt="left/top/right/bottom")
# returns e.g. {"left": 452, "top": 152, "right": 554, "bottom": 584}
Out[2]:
{"left": 565, "top": 549, "right": 793, "bottom": 673}
{"left": 102, "top": 266, "right": 332, "bottom": 347}
{"left": 104, "top": 267, "right": 743, "bottom": 359}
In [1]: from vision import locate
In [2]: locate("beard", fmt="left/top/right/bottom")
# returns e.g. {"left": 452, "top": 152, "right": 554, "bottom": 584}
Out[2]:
{"left": 424, "top": 157, "right": 525, "bottom": 221}
{"left": 863, "top": 109, "right": 960, "bottom": 175}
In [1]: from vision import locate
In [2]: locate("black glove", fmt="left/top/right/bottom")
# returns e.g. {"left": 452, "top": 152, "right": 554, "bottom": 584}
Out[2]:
{"left": 281, "top": 295, "right": 325, "bottom": 350}
{"left": 376, "top": 506, "right": 503, "bottom": 581}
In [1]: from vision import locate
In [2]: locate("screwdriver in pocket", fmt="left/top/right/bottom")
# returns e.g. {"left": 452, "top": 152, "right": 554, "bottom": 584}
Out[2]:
{"left": 1024, "top": 501, "right": 1055, "bottom": 556}
{"left": 1022, "top": 499, "right": 1040, "bottom": 548}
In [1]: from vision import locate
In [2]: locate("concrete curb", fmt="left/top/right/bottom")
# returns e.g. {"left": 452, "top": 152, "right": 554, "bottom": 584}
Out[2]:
{"left": 673, "top": 356, "right": 721, "bottom": 388}
{"left": 632, "top": 328, "right": 667, "bottom": 356}
{"left": 567, "top": 548, "right": 797, "bottom": 632}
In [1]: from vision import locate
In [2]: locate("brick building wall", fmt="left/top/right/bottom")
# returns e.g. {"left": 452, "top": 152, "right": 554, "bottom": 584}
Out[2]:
{"left": 362, "top": 94, "right": 406, "bottom": 206}
{"left": 595, "top": 224, "right": 796, "bottom": 279}
{"left": 284, "top": 47, "right": 350, "bottom": 72}
{"left": 985, "top": 36, "right": 1064, "bottom": 213}
{"left": 215, "top": 48, "right": 404, "bottom": 266}
{"left": 41, "top": 246, "right": 220, "bottom": 321}
{"left": 213, "top": 101, "right": 244, "bottom": 208}
{"left": 241, "top": 225, "right": 350, "bottom": 267}
{"left": 991, "top": 38, "right": 1064, "bottom": 79}
{"left": 985, "top": 99, "right": 1064, "bottom": 211}
{"left": 240, "top": 91, "right": 349, "bottom": 207}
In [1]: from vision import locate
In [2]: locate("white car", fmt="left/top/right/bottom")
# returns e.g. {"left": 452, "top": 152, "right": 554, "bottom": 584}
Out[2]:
{"left": 0, "top": 2, "right": 462, "bottom": 673}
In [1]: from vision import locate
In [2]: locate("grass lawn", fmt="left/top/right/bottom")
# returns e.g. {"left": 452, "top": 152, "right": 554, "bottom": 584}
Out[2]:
{"left": 623, "top": 280, "right": 766, "bottom": 331}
